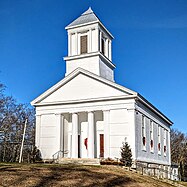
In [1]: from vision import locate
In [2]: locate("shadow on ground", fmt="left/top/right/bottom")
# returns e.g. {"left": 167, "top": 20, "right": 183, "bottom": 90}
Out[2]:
{"left": 0, "top": 164, "right": 134, "bottom": 187}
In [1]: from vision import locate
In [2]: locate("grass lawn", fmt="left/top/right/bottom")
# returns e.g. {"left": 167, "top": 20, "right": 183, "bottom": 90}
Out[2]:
{"left": 178, "top": 182, "right": 187, "bottom": 187}
{"left": 0, "top": 163, "right": 184, "bottom": 187}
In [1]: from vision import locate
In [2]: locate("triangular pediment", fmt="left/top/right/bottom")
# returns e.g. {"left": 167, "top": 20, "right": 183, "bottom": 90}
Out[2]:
{"left": 31, "top": 68, "right": 137, "bottom": 105}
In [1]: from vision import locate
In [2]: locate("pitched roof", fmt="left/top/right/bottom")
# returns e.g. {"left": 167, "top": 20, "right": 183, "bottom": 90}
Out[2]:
{"left": 31, "top": 68, "right": 173, "bottom": 125}
{"left": 66, "top": 7, "right": 100, "bottom": 28}
{"left": 31, "top": 68, "right": 137, "bottom": 105}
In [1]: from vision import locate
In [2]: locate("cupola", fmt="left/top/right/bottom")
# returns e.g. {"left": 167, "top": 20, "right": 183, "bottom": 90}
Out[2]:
{"left": 64, "top": 7, "right": 115, "bottom": 81}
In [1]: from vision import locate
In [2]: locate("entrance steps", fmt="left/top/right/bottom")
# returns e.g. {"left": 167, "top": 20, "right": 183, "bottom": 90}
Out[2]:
{"left": 57, "top": 158, "right": 100, "bottom": 165}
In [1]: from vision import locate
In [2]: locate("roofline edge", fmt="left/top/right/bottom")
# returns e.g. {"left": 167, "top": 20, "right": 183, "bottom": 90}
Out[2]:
{"left": 136, "top": 93, "right": 173, "bottom": 125}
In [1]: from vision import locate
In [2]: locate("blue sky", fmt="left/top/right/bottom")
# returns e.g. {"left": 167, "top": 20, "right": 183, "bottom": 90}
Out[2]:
{"left": 0, "top": 0, "right": 187, "bottom": 133}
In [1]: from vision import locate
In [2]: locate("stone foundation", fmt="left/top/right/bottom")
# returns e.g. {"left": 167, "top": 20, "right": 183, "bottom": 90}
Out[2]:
{"left": 134, "top": 161, "right": 177, "bottom": 180}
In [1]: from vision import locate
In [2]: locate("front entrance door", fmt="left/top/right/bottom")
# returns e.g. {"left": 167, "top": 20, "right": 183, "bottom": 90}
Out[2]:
{"left": 100, "top": 134, "right": 104, "bottom": 158}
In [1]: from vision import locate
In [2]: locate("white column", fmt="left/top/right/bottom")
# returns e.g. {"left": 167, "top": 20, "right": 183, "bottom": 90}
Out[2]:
{"left": 68, "top": 32, "right": 71, "bottom": 56}
{"left": 99, "top": 30, "right": 102, "bottom": 52}
{"left": 72, "top": 113, "right": 78, "bottom": 158}
{"left": 88, "top": 111, "right": 95, "bottom": 158}
{"left": 103, "top": 110, "right": 110, "bottom": 158}
{"left": 168, "top": 130, "right": 171, "bottom": 165}
{"left": 56, "top": 114, "right": 64, "bottom": 153}
{"left": 128, "top": 109, "right": 136, "bottom": 159}
{"left": 95, "top": 27, "right": 99, "bottom": 52}
{"left": 61, "top": 115, "right": 65, "bottom": 157}
{"left": 89, "top": 28, "right": 92, "bottom": 53}
{"left": 35, "top": 115, "right": 41, "bottom": 148}
{"left": 75, "top": 32, "right": 78, "bottom": 55}
{"left": 105, "top": 38, "right": 109, "bottom": 58}
{"left": 109, "top": 40, "right": 112, "bottom": 61}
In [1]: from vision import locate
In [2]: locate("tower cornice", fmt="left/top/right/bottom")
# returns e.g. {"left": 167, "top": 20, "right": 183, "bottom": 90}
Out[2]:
{"left": 66, "top": 21, "right": 114, "bottom": 39}
{"left": 64, "top": 51, "right": 116, "bottom": 69}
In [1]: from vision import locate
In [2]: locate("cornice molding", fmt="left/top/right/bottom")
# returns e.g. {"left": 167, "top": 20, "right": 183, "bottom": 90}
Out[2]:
{"left": 64, "top": 51, "right": 116, "bottom": 69}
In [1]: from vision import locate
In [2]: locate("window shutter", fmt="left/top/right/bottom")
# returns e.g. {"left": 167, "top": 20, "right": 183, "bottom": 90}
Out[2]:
{"left": 80, "top": 35, "right": 87, "bottom": 54}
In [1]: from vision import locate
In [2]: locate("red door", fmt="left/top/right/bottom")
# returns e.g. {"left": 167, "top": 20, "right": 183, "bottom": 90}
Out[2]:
{"left": 100, "top": 134, "right": 104, "bottom": 158}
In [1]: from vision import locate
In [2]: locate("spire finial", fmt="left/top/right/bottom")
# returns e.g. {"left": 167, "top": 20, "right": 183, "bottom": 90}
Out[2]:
{"left": 82, "top": 7, "right": 93, "bottom": 15}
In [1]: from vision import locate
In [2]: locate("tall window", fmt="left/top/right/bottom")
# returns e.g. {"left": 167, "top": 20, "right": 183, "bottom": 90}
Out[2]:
{"left": 142, "top": 115, "right": 146, "bottom": 150}
{"left": 101, "top": 38, "right": 105, "bottom": 55}
{"left": 80, "top": 35, "right": 87, "bottom": 54}
{"left": 158, "top": 125, "right": 161, "bottom": 155}
{"left": 164, "top": 129, "right": 167, "bottom": 156}
{"left": 150, "top": 120, "right": 154, "bottom": 152}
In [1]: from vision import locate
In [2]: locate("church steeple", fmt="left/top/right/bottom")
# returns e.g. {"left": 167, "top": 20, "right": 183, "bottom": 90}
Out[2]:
{"left": 64, "top": 8, "right": 115, "bottom": 81}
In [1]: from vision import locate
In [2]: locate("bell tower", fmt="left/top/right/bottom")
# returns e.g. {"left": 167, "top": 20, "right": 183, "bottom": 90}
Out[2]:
{"left": 64, "top": 8, "right": 116, "bottom": 82}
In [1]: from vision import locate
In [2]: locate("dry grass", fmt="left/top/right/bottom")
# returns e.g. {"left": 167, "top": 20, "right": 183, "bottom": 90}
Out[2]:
{"left": 0, "top": 163, "right": 180, "bottom": 187}
{"left": 178, "top": 182, "right": 187, "bottom": 187}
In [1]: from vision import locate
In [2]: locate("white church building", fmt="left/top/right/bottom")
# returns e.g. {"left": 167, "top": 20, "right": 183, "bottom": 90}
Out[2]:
{"left": 31, "top": 8, "right": 173, "bottom": 168}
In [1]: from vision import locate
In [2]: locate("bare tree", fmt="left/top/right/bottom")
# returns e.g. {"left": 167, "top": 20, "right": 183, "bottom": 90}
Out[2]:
{"left": 171, "top": 128, "right": 187, "bottom": 181}
{"left": 0, "top": 83, "right": 36, "bottom": 162}
{"left": 171, "top": 129, "right": 187, "bottom": 164}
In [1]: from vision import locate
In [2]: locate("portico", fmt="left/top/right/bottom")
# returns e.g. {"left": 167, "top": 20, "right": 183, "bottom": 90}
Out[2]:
{"left": 54, "top": 110, "right": 110, "bottom": 159}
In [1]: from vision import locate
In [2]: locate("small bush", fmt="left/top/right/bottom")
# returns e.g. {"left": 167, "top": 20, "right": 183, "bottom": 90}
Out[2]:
{"left": 100, "top": 157, "right": 122, "bottom": 165}
{"left": 120, "top": 142, "right": 132, "bottom": 167}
